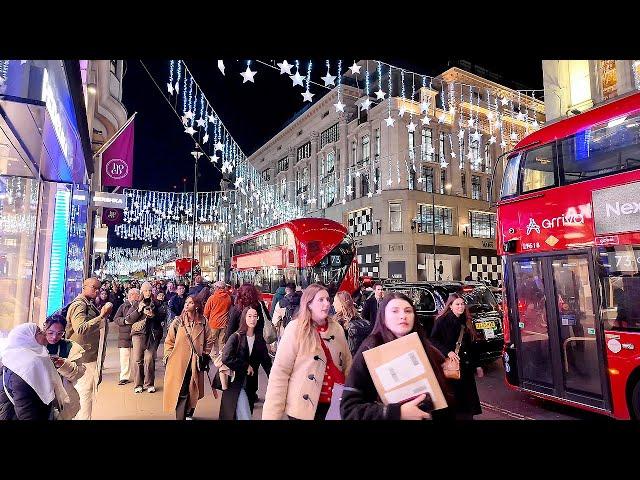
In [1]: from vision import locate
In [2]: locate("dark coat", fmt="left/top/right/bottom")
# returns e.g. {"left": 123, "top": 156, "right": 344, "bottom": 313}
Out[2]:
{"left": 109, "top": 290, "right": 125, "bottom": 317}
{"left": 168, "top": 294, "right": 186, "bottom": 318}
{"left": 340, "top": 332, "right": 455, "bottom": 421}
{"left": 0, "top": 367, "right": 52, "bottom": 420}
{"left": 430, "top": 311, "right": 482, "bottom": 417}
{"left": 113, "top": 300, "right": 143, "bottom": 348}
{"left": 217, "top": 330, "right": 271, "bottom": 420}
{"left": 362, "top": 295, "right": 381, "bottom": 325}
{"left": 138, "top": 299, "right": 167, "bottom": 350}
{"left": 270, "top": 286, "right": 287, "bottom": 316}
{"left": 224, "top": 301, "right": 270, "bottom": 340}
{"left": 188, "top": 283, "right": 206, "bottom": 297}
{"left": 278, "top": 292, "right": 301, "bottom": 328}
{"left": 346, "top": 315, "right": 373, "bottom": 357}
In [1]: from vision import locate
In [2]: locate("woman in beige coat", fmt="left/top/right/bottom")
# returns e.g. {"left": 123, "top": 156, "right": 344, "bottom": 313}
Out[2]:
{"left": 262, "top": 283, "right": 352, "bottom": 420}
{"left": 162, "top": 296, "right": 214, "bottom": 420}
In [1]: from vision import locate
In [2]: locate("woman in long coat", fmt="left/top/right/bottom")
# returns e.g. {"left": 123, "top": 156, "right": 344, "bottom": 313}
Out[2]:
{"left": 430, "top": 293, "right": 482, "bottom": 419}
{"left": 162, "top": 296, "right": 214, "bottom": 420}
{"left": 217, "top": 306, "right": 272, "bottom": 419}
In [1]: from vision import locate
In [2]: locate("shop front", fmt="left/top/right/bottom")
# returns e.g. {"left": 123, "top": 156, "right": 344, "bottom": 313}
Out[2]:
{"left": 0, "top": 60, "right": 92, "bottom": 335}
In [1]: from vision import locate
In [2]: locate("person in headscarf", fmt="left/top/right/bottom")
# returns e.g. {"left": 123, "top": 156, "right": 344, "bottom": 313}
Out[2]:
{"left": 0, "top": 323, "right": 69, "bottom": 420}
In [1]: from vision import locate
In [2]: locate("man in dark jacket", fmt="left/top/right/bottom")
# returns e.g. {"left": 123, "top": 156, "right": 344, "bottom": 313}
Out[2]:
{"left": 113, "top": 288, "right": 142, "bottom": 385}
{"left": 188, "top": 275, "right": 205, "bottom": 297}
{"left": 109, "top": 283, "right": 125, "bottom": 318}
{"left": 362, "top": 283, "right": 384, "bottom": 326}
{"left": 168, "top": 284, "right": 186, "bottom": 319}
{"left": 270, "top": 280, "right": 287, "bottom": 316}
{"left": 279, "top": 285, "right": 302, "bottom": 329}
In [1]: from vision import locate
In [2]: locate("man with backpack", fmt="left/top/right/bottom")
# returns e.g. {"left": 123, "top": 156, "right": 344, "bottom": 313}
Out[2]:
{"left": 273, "top": 283, "right": 302, "bottom": 331}
{"left": 66, "top": 277, "right": 113, "bottom": 420}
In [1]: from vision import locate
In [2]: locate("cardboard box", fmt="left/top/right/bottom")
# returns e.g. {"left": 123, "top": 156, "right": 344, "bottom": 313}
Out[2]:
{"left": 362, "top": 332, "right": 448, "bottom": 410}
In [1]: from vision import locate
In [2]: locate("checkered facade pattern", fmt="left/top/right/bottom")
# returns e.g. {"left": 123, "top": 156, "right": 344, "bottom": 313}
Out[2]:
{"left": 469, "top": 255, "right": 502, "bottom": 282}
{"left": 348, "top": 207, "right": 372, "bottom": 237}
{"left": 358, "top": 252, "right": 380, "bottom": 278}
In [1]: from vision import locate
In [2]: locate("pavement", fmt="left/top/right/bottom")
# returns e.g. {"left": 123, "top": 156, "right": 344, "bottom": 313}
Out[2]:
{"left": 92, "top": 329, "right": 267, "bottom": 420}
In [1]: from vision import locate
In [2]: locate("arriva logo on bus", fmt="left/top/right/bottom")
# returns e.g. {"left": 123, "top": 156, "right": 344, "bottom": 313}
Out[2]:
{"left": 525, "top": 213, "right": 585, "bottom": 235}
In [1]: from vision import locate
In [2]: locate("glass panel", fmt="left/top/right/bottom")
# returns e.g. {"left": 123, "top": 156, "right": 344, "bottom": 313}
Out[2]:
{"left": 521, "top": 144, "right": 555, "bottom": 193}
{"left": 299, "top": 235, "right": 355, "bottom": 297}
{"left": 559, "top": 112, "right": 640, "bottom": 183}
{"left": 389, "top": 202, "right": 402, "bottom": 232}
{"left": 64, "top": 186, "right": 88, "bottom": 305}
{"left": 0, "top": 176, "right": 38, "bottom": 335}
{"left": 597, "top": 245, "right": 640, "bottom": 331}
{"left": 500, "top": 153, "right": 521, "bottom": 198}
{"left": 551, "top": 255, "right": 602, "bottom": 398}
{"left": 513, "top": 259, "right": 553, "bottom": 385}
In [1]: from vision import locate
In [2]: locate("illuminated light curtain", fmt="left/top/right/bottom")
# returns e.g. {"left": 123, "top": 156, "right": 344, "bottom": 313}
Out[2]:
{"left": 47, "top": 188, "right": 71, "bottom": 316}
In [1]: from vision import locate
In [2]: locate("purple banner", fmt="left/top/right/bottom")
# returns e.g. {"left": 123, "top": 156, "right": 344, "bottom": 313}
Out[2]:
{"left": 101, "top": 118, "right": 134, "bottom": 187}
{"left": 103, "top": 208, "right": 123, "bottom": 226}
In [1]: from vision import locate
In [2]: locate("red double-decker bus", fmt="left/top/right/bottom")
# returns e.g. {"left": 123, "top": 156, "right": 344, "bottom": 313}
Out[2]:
{"left": 497, "top": 92, "right": 640, "bottom": 419}
{"left": 230, "top": 218, "right": 359, "bottom": 308}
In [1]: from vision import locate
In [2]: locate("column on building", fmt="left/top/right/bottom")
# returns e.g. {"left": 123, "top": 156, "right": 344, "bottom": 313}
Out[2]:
{"left": 309, "top": 130, "right": 319, "bottom": 211}
{"left": 287, "top": 146, "right": 295, "bottom": 207}
{"left": 338, "top": 112, "right": 349, "bottom": 201}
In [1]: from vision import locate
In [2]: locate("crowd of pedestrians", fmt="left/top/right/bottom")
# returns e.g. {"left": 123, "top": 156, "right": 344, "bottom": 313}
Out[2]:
{"left": 0, "top": 273, "right": 484, "bottom": 421}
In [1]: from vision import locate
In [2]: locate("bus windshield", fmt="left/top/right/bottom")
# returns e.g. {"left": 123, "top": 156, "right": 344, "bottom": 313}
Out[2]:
{"left": 299, "top": 235, "right": 355, "bottom": 296}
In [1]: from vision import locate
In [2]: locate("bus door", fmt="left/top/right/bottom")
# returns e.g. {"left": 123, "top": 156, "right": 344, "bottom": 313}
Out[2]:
{"left": 509, "top": 251, "right": 610, "bottom": 411}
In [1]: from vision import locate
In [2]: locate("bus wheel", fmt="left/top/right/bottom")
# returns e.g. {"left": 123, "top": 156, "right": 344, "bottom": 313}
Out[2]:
{"left": 632, "top": 380, "right": 640, "bottom": 420}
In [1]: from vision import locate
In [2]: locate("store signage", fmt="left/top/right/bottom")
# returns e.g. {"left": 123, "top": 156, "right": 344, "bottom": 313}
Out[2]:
{"left": 525, "top": 212, "right": 585, "bottom": 235}
{"left": 92, "top": 192, "right": 126, "bottom": 208}
{"left": 592, "top": 182, "right": 640, "bottom": 235}
{"left": 41, "top": 68, "right": 73, "bottom": 168}
{"left": 482, "top": 241, "right": 494, "bottom": 248}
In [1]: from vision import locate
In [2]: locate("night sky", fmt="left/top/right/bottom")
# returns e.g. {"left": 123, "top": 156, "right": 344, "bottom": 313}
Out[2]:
{"left": 114, "top": 57, "right": 543, "bottom": 249}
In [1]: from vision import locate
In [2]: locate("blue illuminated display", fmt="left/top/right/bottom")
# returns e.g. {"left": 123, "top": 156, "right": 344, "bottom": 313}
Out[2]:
{"left": 574, "top": 130, "right": 590, "bottom": 161}
{"left": 47, "top": 188, "right": 71, "bottom": 316}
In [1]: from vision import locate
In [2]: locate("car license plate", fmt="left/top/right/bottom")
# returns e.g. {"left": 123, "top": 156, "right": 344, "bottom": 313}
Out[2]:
{"left": 483, "top": 328, "right": 495, "bottom": 339}
{"left": 475, "top": 321, "right": 496, "bottom": 330}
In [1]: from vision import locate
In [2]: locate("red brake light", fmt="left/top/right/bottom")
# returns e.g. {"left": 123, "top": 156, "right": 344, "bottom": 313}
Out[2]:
{"left": 462, "top": 286, "right": 474, "bottom": 292}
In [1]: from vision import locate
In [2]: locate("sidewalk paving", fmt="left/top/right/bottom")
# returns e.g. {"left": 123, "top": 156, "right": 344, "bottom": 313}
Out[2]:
{"left": 92, "top": 329, "right": 266, "bottom": 420}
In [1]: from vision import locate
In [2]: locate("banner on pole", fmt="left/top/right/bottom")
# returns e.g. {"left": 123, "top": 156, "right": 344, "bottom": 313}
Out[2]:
{"left": 101, "top": 115, "right": 135, "bottom": 187}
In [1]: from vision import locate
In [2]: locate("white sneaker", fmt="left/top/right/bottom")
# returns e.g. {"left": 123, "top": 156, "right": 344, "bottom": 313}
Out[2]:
{"left": 146, "top": 386, "right": 156, "bottom": 393}
{"left": 185, "top": 416, "right": 193, "bottom": 420}
{"left": 134, "top": 386, "right": 143, "bottom": 393}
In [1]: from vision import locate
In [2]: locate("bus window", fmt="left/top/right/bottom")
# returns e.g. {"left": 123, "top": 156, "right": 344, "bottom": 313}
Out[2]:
{"left": 500, "top": 153, "right": 521, "bottom": 199}
{"left": 560, "top": 113, "right": 640, "bottom": 184}
{"left": 521, "top": 144, "right": 556, "bottom": 193}
{"left": 597, "top": 245, "right": 640, "bottom": 331}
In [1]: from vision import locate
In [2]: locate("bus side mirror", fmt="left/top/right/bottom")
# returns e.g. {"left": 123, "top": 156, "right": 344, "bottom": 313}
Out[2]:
{"left": 504, "top": 239, "right": 518, "bottom": 253}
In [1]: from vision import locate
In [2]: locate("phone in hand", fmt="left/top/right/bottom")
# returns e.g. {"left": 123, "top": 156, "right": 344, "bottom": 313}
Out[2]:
{"left": 417, "top": 393, "right": 435, "bottom": 413}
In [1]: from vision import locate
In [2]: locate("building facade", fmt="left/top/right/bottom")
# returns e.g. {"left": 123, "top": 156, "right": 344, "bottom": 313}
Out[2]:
{"left": 242, "top": 64, "right": 545, "bottom": 285}
{"left": 542, "top": 60, "right": 640, "bottom": 121}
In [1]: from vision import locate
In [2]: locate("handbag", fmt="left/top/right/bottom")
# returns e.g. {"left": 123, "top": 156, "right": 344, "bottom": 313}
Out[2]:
{"left": 260, "top": 302, "right": 278, "bottom": 344}
{"left": 181, "top": 320, "right": 210, "bottom": 373}
{"left": 442, "top": 325, "right": 465, "bottom": 380}
{"left": 130, "top": 318, "right": 147, "bottom": 336}
{"left": 212, "top": 332, "right": 239, "bottom": 391}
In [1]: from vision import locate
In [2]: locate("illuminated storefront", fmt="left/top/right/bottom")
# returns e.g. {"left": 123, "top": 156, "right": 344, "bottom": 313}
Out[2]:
{"left": 0, "top": 60, "right": 92, "bottom": 335}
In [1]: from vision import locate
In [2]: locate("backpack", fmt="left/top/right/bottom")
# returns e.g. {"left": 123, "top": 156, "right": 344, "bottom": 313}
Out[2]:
{"left": 282, "top": 295, "right": 300, "bottom": 329}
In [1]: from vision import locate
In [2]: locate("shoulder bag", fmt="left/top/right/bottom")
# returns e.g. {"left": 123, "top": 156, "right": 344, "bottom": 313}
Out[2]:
{"left": 181, "top": 320, "right": 210, "bottom": 373}
{"left": 442, "top": 325, "right": 465, "bottom": 380}
{"left": 260, "top": 302, "right": 278, "bottom": 344}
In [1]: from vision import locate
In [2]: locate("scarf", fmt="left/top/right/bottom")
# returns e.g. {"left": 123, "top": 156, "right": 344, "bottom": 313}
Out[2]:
{"left": 0, "top": 324, "right": 69, "bottom": 406}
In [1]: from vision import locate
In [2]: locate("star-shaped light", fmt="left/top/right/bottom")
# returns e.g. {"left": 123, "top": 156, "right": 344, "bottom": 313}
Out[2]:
{"left": 181, "top": 115, "right": 189, "bottom": 126}
{"left": 467, "top": 118, "right": 475, "bottom": 128}
{"left": 399, "top": 106, "right": 406, "bottom": 117}
{"left": 440, "top": 161, "right": 449, "bottom": 168}
{"left": 471, "top": 131, "right": 482, "bottom": 142}
{"left": 500, "top": 96, "right": 509, "bottom": 106}
{"left": 208, "top": 113, "right": 216, "bottom": 124}
{"left": 458, "top": 129, "right": 465, "bottom": 139}
{"left": 407, "top": 120, "right": 417, "bottom": 132}
{"left": 217, "top": 60, "right": 225, "bottom": 75}
{"left": 174, "top": 82, "right": 180, "bottom": 94}
{"left": 191, "top": 151, "right": 203, "bottom": 160}
{"left": 361, "top": 98, "right": 372, "bottom": 110}
{"left": 367, "top": 192, "right": 373, "bottom": 198}
{"left": 334, "top": 100, "right": 346, "bottom": 112}
{"left": 387, "top": 178, "right": 393, "bottom": 186}
{"left": 426, "top": 146, "right": 435, "bottom": 155}
{"left": 290, "top": 71, "right": 305, "bottom": 87}
{"left": 196, "top": 118, "right": 206, "bottom": 128}
{"left": 516, "top": 112, "right": 526, "bottom": 121}
{"left": 489, "top": 135, "right": 496, "bottom": 144}
{"left": 355, "top": 171, "right": 361, "bottom": 177}
{"left": 421, "top": 115, "right": 430, "bottom": 125}
{"left": 185, "top": 126, "right": 196, "bottom": 136}
{"left": 185, "top": 111, "right": 195, "bottom": 120}
{"left": 277, "top": 60, "right": 294, "bottom": 75}
{"left": 495, "top": 120, "right": 502, "bottom": 129}
{"left": 374, "top": 88, "right": 386, "bottom": 100}
{"left": 346, "top": 185, "right": 353, "bottom": 195}
{"left": 500, "top": 140, "right": 507, "bottom": 148}
{"left": 302, "top": 90, "right": 315, "bottom": 102}
{"left": 203, "top": 133, "right": 209, "bottom": 144}
{"left": 240, "top": 65, "right": 257, "bottom": 83}
{"left": 214, "top": 142, "right": 224, "bottom": 151}
{"left": 349, "top": 62, "right": 361, "bottom": 75}
{"left": 221, "top": 160, "right": 233, "bottom": 174}
{"left": 376, "top": 189, "right": 382, "bottom": 195}
{"left": 437, "top": 113, "right": 447, "bottom": 124}
{"left": 486, "top": 111, "right": 494, "bottom": 121}
{"left": 321, "top": 71, "right": 336, "bottom": 87}
{"left": 450, "top": 151, "right": 457, "bottom": 159}
{"left": 167, "top": 82, "right": 174, "bottom": 95}
{"left": 234, "top": 177, "right": 244, "bottom": 189}
{"left": 342, "top": 199, "right": 346, "bottom": 204}
{"left": 420, "top": 101, "right": 430, "bottom": 113}
{"left": 384, "top": 115, "right": 395, "bottom": 127}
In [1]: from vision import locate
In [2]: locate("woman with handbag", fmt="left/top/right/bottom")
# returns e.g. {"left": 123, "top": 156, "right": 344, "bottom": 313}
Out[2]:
{"left": 262, "top": 283, "right": 352, "bottom": 420}
{"left": 224, "top": 284, "right": 273, "bottom": 406}
{"left": 340, "top": 292, "right": 455, "bottom": 421}
{"left": 430, "top": 293, "right": 482, "bottom": 420}
{"left": 162, "top": 296, "right": 214, "bottom": 420}
{"left": 217, "top": 306, "right": 271, "bottom": 419}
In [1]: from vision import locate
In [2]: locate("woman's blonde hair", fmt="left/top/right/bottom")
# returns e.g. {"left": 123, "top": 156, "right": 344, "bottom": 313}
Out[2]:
{"left": 334, "top": 291, "right": 357, "bottom": 327}
{"left": 294, "top": 283, "right": 331, "bottom": 354}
